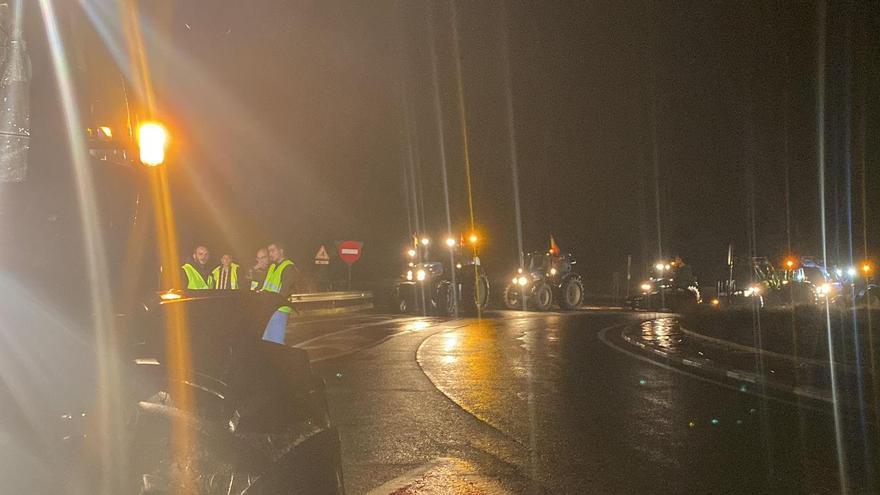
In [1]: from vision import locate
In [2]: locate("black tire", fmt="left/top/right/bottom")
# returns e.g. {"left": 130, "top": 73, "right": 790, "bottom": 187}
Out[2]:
{"left": 397, "top": 293, "right": 409, "bottom": 313}
{"left": 437, "top": 284, "right": 456, "bottom": 316}
{"left": 530, "top": 281, "right": 553, "bottom": 311}
{"left": 559, "top": 277, "right": 584, "bottom": 310}
{"left": 474, "top": 276, "right": 490, "bottom": 310}
{"left": 863, "top": 289, "right": 880, "bottom": 310}
{"left": 503, "top": 284, "right": 521, "bottom": 309}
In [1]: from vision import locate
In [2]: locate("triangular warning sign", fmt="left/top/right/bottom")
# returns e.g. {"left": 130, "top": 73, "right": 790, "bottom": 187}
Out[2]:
{"left": 315, "top": 245, "right": 330, "bottom": 265}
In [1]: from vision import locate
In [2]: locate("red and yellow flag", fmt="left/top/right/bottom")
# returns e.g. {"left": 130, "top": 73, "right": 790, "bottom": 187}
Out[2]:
{"left": 549, "top": 235, "right": 560, "bottom": 255}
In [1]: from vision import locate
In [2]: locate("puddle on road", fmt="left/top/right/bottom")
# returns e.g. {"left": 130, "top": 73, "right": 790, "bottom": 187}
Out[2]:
{"left": 638, "top": 317, "right": 684, "bottom": 351}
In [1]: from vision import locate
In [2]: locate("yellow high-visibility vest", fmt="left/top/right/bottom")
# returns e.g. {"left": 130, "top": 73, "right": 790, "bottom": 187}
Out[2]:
{"left": 211, "top": 263, "right": 239, "bottom": 289}
{"left": 262, "top": 259, "right": 294, "bottom": 313}
{"left": 182, "top": 263, "right": 211, "bottom": 289}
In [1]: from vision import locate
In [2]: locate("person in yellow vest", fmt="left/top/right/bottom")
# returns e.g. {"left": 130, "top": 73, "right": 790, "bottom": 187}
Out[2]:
{"left": 212, "top": 254, "right": 240, "bottom": 290}
{"left": 260, "top": 241, "right": 298, "bottom": 343}
{"left": 247, "top": 247, "right": 270, "bottom": 291}
{"left": 181, "top": 245, "right": 213, "bottom": 289}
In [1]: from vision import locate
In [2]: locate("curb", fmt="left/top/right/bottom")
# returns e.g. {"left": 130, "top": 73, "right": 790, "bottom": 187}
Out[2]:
{"left": 619, "top": 331, "right": 832, "bottom": 404}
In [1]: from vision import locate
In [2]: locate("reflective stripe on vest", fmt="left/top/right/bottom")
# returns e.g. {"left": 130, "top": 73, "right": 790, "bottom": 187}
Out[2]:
{"left": 262, "top": 259, "right": 294, "bottom": 313}
{"left": 211, "top": 263, "right": 239, "bottom": 289}
{"left": 182, "top": 263, "right": 211, "bottom": 289}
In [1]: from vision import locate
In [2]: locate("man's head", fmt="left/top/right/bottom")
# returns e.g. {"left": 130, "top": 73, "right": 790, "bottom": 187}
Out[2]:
{"left": 267, "top": 242, "right": 285, "bottom": 263}
{"left": 220, "top": 254, "right": 232, "bottom": 267}
{"left": 255, "top": 248, "right": 269, "bottom": 269}
{"left": 193, "top": 245, "right": 209, "bottom": 266}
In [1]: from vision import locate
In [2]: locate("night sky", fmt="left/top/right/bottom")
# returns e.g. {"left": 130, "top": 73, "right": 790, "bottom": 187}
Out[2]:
{"left": 147, "top": 1, "right": 879, "bottom": 293}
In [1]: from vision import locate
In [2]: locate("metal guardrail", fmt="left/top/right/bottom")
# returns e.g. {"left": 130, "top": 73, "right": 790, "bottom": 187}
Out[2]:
{"left": 288, "top": 291, "right": 372, "bottom": 303}
{"left": 287, "top": 291, "right": 373, "bottom": 316}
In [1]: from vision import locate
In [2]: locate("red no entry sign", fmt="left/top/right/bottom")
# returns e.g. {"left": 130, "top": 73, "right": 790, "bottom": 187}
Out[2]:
{"left": 336, "top": 241, "right": 363, "bottom": 265}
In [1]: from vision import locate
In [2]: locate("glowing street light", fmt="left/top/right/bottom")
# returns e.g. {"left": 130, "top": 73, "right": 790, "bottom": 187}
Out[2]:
{"left": 445, "top": 238, "right": 456, "bottom": 248}
{"left": 468, "top": 233, "right": 479, "bottom": 245}
{"left": 138, "top": 121, "right": 168, "bottom": 166}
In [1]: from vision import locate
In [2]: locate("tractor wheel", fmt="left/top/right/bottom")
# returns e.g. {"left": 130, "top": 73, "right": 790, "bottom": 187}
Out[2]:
{"left": 559, "top": 277, "right": 584, "bottom": 310}
{"left": 396, "top": 291, "right": 410, "bottom": 313}
{"left": 474, "top": 276, "right": 490, "bottom": 310}
{"left": 503, "top": 284, "right": 521, "bottom": 309}
{"left": 438, "top": 284, "right": 456, "bottom": 316}
{"left": 530, "top": 281, "right": 554, "bottom": 311}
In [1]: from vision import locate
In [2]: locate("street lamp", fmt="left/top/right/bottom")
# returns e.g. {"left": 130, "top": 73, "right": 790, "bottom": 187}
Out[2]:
{"left": 138, "top": 121, "right": 168, "bottom": 167}
{"left": 445, "top": 238, "right": 456, "bottom": 248}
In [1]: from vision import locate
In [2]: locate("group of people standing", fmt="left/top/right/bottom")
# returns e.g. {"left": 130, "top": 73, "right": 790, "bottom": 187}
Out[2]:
{"left": 179, "top": 241, "right": 298, "bottom": 343}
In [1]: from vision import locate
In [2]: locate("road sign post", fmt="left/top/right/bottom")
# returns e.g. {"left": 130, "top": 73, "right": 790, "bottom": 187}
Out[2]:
{"left": 314, "top": 245, "right": 331, "bottom": 291}
{"left": 335, "top": 241, "right": 363, "bottom": 290}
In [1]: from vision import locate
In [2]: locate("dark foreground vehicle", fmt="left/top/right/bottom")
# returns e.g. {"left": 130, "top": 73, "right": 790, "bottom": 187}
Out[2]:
{"left": 1, "top": 291, "right": 344, "bottom": 494}
{"left": 503, "top": 251, "right": 585, "bottom": 311}
{"left": 395, "top": 258, "right": 490, "bottom": 315}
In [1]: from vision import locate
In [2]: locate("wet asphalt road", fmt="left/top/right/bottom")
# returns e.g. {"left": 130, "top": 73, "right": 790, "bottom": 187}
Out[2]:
{"left": 289, "top": 310, "right": 877, "bottom": 494}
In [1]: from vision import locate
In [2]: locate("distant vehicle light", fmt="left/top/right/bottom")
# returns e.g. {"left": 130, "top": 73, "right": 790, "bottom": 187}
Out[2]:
{"left": 711, "top": 298, "right": 720, "bottom": 306}
{"left": 640, "top": 283, "right": 652, "bottom": 293}
{"left": 456, "top": 263, "right": 462, "bottom": 269}
{"left": 512, "top": 277, "right": 518, "bottom": 285}
{"left": 743, "top": 285, "right": 762, "bottom": 297}
{"left": 407, "top": 249, "right": 417, "bottom": 257}
{"left": 847, "top": 267, "right": 857, "bottom": 278}
{"left": 655, "top": 263, "right": 665, "bottom": 272}
{"left": 517, "top": 268, "right": 523, "bottom": 274}
{"left": 420, "top": 238, "right": 430, "bottom": 246}
{"left": 445, "top": 238, "right": 456, "bottom": 247}
{"left": 406, "top": 270, "right": 413, "bottom": 281}
{"left": 835, "top": 268, "right": 843, "bottom": 277}
{"left": 517, "top": 276, "right": 529, "bottom": 286}
{"left": 549, "top": 268, "right": 557, "bottom": 276}
{"left": 138, "top": 121, "right": 168, "bottom": 166}
{"left": 816, "top": 283, "right": 833, "bottom": 296}
{"left": 665, "top": 264, "right": 671, "bottom": 271}
{"left": 416, "top": 269, "right": 427, "bottom": 281}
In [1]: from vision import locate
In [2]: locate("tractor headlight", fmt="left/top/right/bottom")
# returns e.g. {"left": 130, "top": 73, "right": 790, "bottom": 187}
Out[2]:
{"left": 406, "top": 270, "right": 413, "bottom": 281}
{"left": 517, "top": 276, "right": 529, "bottom": 286}
{"left": 416, "top": 269, "right": 427, "bottom": 281}
{"left": 816, "top": 283, "right": 833, "bottom": 296}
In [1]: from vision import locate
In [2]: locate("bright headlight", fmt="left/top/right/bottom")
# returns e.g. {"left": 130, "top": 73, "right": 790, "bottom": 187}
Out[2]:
{"left": 549, "top": 268, "right": 557, "bottom": 276}
{"left": 816, "top": 283, "right": 833, "bottom": 296}
{"left": 517, "top": 276, "right": 529, "bottom": 286}
{"left": 416, "top": 269, "right": 427, "bottom": 281}
{"left": 406, "top": 270, "right": 413, "bottom": 281}
{"left": 743, "top": 285, "right": 762, "bottom": 297}
{"left": 640, "top": 283, "right": 652, "bottom": 293}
